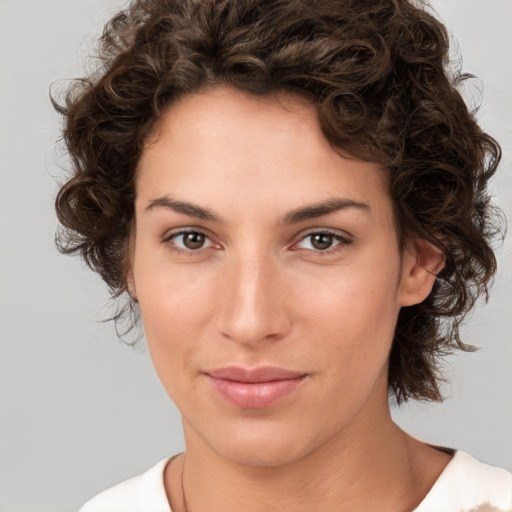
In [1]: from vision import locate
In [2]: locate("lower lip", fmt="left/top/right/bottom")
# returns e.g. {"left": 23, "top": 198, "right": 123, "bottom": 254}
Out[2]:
{"left": 207, "top": 375, "right": 306, "bottom": 409}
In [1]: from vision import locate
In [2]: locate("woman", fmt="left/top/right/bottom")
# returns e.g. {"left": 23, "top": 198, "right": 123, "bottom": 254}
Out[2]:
{"left": 53, "top": 0, "right": 512, "bottom": 510}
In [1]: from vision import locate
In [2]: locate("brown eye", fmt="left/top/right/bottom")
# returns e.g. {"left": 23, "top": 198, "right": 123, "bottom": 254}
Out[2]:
{"left": 294, "top": 231, "right": 350, "bottom": 253}
{"left": 310, "top": 233, "right": 335, "bottom": 250}
{"left": 168, "top": 230, "right": 213, "bottom": 252}
{"left": 181, "top": 232, "right": 206, "bottom": 250}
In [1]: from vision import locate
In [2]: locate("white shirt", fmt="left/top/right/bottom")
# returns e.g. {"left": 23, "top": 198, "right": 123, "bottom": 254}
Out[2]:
{"left": 79, "top": 451, "right": 512, "bottom": 512}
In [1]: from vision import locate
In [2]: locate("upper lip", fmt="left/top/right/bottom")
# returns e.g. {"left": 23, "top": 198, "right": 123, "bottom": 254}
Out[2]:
{"left": 206, "top": 366, "right": 306, "bottom": 383}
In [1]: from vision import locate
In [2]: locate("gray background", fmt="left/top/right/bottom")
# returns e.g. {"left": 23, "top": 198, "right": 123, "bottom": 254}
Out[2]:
{"left": 0, "top": 1, "right": 510, "bottom": 511}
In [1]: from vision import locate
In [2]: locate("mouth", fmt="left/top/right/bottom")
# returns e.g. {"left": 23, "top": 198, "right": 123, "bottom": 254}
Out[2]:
{"left": 205, "top": 366, "right": 308, "bottom": 409}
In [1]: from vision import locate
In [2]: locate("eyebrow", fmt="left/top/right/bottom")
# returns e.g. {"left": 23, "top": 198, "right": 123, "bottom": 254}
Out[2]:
{"left": 282, "top": 198, "right": 370, "bottom": 224}
{"left": 145, "top": 196, "right": 370, "bottom": 224}
{"left": 145, "top": 197, "right": 222, "bottom": 222}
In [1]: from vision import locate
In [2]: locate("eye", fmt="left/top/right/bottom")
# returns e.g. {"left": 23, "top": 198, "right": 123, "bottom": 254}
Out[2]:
{"left": 165, "top": 230, "right": 216, "bottom": 252}
{"left": 294, "top": 231, "right": 351, "bottom": 253}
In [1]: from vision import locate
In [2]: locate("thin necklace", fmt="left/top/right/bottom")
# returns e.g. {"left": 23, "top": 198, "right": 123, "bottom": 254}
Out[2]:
{"left": 180, "top": 456, "right": 189, "bottom": 512}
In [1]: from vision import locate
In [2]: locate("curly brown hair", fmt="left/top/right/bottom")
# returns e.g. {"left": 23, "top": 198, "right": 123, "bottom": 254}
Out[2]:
{"left": 54, "top": 0, "right": 502, "bottom": 403}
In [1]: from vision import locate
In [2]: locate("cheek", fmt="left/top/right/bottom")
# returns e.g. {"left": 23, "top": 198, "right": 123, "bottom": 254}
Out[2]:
{"left": 137, "top": 270, "right": 215, "bottom": 334}
{"left": 133, "top": 253, "right": 222, "bottom": 389}
{"left": 134, "top": 236, "right": 217, "bottom": 326}
{"left": 293, "top": 257, "right": 401, "bottom": 338}
{"left": 289, "top": 257, "right": 401, "bottom": 388}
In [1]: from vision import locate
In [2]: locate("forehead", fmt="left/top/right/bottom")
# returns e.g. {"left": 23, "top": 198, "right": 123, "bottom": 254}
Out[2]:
{"left": 142, "top": 87, "right": 332, "bottom": 168}
{"left": 136, "top": 87, "right": 392, "bottom": 223}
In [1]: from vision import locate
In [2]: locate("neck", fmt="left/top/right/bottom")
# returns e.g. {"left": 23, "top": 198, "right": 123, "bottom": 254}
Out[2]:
{"left": 166, "top": 392, "right": 450, "bottom": 512}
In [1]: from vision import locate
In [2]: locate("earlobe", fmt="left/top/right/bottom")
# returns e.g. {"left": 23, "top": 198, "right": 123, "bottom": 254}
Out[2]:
{"left": 125, "top": 228, "right": 138, "bottom": 302}
{"left": 399, "top": 238, "right": 445, "bottom": 307}
{"left": 126, "top": 271, "right": 138, "bottom": 302}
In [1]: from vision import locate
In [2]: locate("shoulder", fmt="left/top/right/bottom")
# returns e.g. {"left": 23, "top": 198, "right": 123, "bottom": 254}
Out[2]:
{"left": 78, "top": 457, "right": 173, "bottom": 512}
{"left": 415, "top": 451, "right": 512, "bottom": 512}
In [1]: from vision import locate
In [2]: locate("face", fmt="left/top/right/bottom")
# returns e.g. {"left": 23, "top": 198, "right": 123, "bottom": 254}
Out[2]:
{"left": 129, "top": 87, "right": 435, "bottom": 467}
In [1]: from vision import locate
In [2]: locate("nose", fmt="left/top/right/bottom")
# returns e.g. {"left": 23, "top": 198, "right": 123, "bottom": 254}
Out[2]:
{"left": 215, "top": 249, "right": 292, "bottom": 346}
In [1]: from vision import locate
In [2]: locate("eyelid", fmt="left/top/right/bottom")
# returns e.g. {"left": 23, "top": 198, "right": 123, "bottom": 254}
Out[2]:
{"left": 291, "top": 228, "right": 353, "bottom": 253}
{"left": 162, "top": 227, "right": 219, "bottom": 254}
{"left": 161, "top": 227, "right": 353, "bottom": 256}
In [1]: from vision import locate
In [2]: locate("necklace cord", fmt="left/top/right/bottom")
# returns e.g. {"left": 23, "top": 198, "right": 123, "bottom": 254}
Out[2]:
{"left": 180, "top": 455, "right": 189, "bottom": 512}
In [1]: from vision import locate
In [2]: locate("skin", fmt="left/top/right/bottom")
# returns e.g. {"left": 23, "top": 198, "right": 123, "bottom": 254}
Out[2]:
{"left": 128, "top": 86, "right": 450, "bottom": 512}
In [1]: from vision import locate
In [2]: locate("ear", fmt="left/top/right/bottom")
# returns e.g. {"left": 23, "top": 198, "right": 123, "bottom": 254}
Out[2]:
{"left": 399, "top": 238, "right": 445, "bottom": 307}
{"left": 126, "top": 269, "right": 138, "bottom": 302}
{"left": 125, "top": 228, "right": 138, "bottom": 302}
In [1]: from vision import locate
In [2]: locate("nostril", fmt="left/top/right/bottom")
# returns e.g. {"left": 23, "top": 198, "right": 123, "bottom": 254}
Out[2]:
{"left": 215, "top": 294, "right": 291, "bottom": 345}
{"left": 214, "top": 258, "right": 292, "bottom": 345}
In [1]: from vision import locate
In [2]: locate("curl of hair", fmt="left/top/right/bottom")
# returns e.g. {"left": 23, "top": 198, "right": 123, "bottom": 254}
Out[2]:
{"left": 54, "top": 0, "right": 503, "bottom": 402}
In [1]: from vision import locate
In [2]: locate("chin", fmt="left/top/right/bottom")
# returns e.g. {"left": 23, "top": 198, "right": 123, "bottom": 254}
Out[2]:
{"left": 195, "top": 417, "right": 332, "bottom": 469}
{"left": 214, "top": 440, "right": 307, "bottom": 468}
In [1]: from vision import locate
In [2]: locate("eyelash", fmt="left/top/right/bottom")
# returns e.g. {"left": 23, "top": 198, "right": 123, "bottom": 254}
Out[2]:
{"left": 162, "top": 229, "right": 352, "bottom": 257}
{"left": 293, "top": 230, "right": 352, "bottom": 255}
{"left": 163, "top": 229, "right": 217, "bottom": 257}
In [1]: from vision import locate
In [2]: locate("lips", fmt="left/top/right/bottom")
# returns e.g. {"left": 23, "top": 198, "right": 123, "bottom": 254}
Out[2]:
{"left": 205, "top": 366, "right": 307, "bottom": 409}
